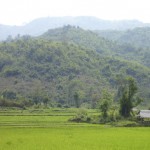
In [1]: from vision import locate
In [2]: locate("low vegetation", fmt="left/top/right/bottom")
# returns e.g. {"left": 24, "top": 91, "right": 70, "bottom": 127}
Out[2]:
{"left": 1, "top": 126, "right": 150, "bottom": 150}
{"left": 0, "top": 108, "right": 150, "bottom": 150}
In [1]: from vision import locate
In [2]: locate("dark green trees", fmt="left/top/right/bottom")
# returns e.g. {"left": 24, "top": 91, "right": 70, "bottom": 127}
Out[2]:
{"left": 74, "top": 92, "right": 80, "bottom": 108}
{"left": 99, "top": 90, "right": 113, "bottom": 118}
{"left": 1, "top": 90, "right": 17, "bottom": 100}
{"left": 118, "top": 77, "right": 142, "bottom": 117}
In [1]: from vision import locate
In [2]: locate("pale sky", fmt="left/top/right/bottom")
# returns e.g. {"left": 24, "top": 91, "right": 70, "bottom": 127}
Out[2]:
{"left": 0, "top": 0, "right": 150, "bottom": 25}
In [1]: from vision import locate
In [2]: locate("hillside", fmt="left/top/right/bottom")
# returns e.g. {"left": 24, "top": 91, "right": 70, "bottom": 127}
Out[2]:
{"left": 0, "top": 16, "right": 150, "bottom": 41}
{"left": 41, "top": 25, "right": 117, "bottom": 55}
{"left": 96, "top": 28, "right": 150, "bottom": 68}
{"left": 97, "top": 27, "right": 150, "bottom": 48}
{"left": 0, "top": 28, "right": 150, "bottom": 107}
{"left": 41, "top": 26, "right": 150, "bottom": 68}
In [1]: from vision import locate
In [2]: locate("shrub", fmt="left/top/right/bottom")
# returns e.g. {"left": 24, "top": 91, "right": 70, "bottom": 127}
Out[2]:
{"left": 69, "top": 108, "right": 91, "bottom": 123}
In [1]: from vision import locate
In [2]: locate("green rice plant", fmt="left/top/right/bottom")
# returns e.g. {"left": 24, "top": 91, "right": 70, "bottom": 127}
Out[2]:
{"left": 0, "top": 127, "right": 150, "bottom": 150}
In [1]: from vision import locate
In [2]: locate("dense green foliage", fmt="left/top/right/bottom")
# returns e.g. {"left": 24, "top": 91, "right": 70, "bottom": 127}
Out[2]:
{"left": 98, "top": 90, "right": 113, "bottom": 119}
{"left": 96, "top": 27, "right": 150, "bottom": 48}
{"left": 96, "top": 27, "right": 150, "bottom": 67}
{"left": 41, "top": 25, "right": 117, "bottom": 55}
{"left": 118, "top": 77, "right": 142, "bottom": 117}
{"left": 0, "top": 26, "right": 150, "bottom": 107}
{"left": 108, "top": 27, "right": 150, "bottom": 48}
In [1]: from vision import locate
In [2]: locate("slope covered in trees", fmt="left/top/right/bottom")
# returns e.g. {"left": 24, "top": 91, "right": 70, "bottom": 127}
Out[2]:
{"left": 41, "top": 25, "right": 117, "bottom": 55}
{"left": 97, "top": 27, "right": 150, "bottom": 48}
{"left": 96, "top": 27, "right": 150, "bottom": 68}
{"left": 0, "top": 26, "right": 150, "bottom": 108}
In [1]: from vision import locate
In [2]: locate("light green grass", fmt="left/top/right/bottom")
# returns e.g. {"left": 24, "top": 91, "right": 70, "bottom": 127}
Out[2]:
{"left": 0, "top": 115, "right": 72, "bottom": 127}
{"left": 0, "top": 108, "right": 98, "bottom": 114}
{"left": 0, "top": 108, "right": 98, "bottom": 127}
{"left": 0, "top": 108, "right": 150, "bottom": 150}
{"left": 0, "top": 127, "right": 150, "bottom": 150}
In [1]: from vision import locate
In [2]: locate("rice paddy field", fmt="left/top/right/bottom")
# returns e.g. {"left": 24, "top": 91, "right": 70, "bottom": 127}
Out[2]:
{"left": 0, "top": 108, "right": 150, "bottom": 150}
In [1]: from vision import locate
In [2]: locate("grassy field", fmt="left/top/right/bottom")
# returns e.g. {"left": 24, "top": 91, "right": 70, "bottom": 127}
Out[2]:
{"left": 0, "top": 108, "right": 150, "bottom": 150}
{"left": 1, "top": 126, "right": 150, "bottom": 150}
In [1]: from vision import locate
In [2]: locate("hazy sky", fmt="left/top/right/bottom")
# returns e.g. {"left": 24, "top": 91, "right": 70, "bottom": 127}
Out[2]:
{"left": 0, "top": 0, "right": 150, "bottom": 25}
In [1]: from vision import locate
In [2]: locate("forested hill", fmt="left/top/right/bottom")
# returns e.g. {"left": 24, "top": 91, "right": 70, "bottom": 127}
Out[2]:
{"left": 96, "top": 27, "right": 150, "bottom": 68}
{"left": 41, "top": 25, "right": 117, "bottom": 55}
{"left": 96, "top": 27, "right": 150, "bottom": 48}
{"left": 41, "top": 26, "right": 150, "bottom": 68}
{"left": 0, "top": 26, "right": 150, "bottom": 107}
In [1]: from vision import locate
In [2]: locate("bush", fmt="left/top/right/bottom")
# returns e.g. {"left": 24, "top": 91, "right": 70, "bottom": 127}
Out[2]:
{"left": 69, "top": 108, "right": 91, "bottom": 123}
{"left": 4, "top": 68, "right": 21, "bottom": 77}
{"left": 63, "top": 104, "right": 70, "bottom": 108}
{"left": 0, "top": 98, "right": 24, "bottom": 108}
{"left": 1, "top": 90, "right": 17, "bottom": 100}
{"left": 57, "top": 103, "right": 62, "bottom": 108}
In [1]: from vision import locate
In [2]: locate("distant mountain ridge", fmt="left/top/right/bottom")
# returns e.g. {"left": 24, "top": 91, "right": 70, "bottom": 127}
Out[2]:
{"left": 0, "top": 16, "right": 150, "bottom": 40}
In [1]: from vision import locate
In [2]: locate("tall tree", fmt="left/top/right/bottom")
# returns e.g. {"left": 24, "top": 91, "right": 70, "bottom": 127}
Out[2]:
{"left": 74, "top": 92, "right": 80, "bottom": 108}
{"left": 99, "top": 89, "right": 113, "bottom": 118}
{"left": 118, "top": 77, "right": 142, "bottom": 117}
